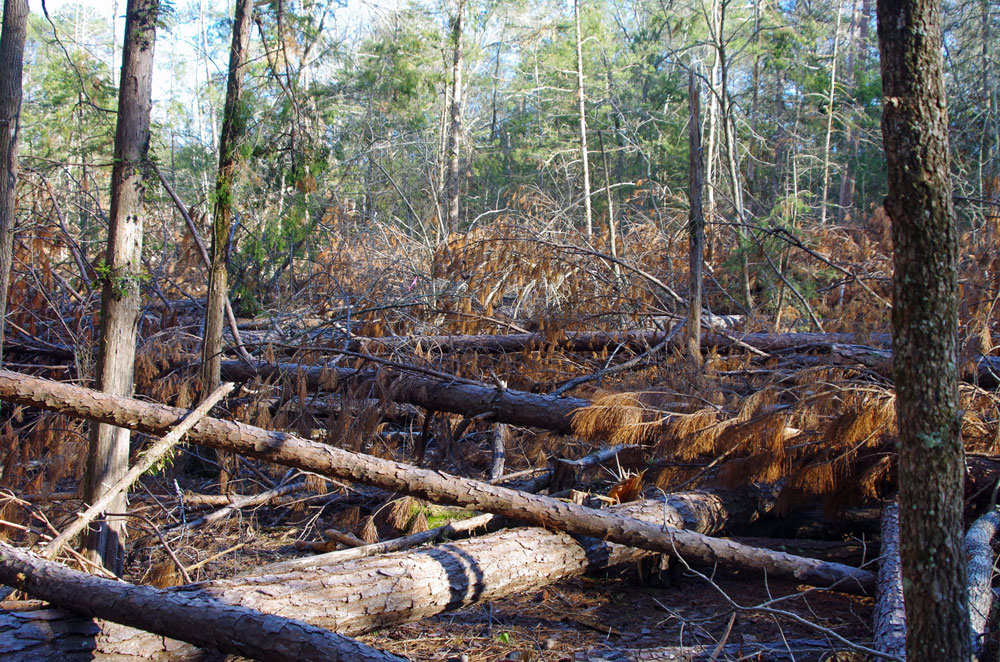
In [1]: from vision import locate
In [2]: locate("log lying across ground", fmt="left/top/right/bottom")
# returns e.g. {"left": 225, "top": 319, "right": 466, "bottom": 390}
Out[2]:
{"left": 335, "top": 330, "right": 894, "bottom": 355}
{"left": 0, "top": 490, "right": 758, "bottom": 660}
{"left": 221, "top": 359, "right": 587, "bottom": 433}
{"left": 0, "top": 370, "right": 874, "bottom": 594}
{"left": 0, "top": 541, "right": 405, "bottom": 662}
{"left": 319, "top": 330, "right": 1000, "bottom": 387}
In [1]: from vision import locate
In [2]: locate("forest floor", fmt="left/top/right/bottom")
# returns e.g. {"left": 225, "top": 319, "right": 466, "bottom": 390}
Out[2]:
{"left": 2, "top": 214, "right": 998, "bottom": 659}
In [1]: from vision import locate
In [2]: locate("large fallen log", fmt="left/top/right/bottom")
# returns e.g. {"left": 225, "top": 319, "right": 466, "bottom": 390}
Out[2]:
{"left": 221, "top": 359, "right": 588, "bottom": 433}
{"left": 0, "top": 370, "right": 875, "bottom": 594}
{"left": 0, "top": 490, "right": 756, "bottom": 660}
{"left": 0, "top": 541, "right": 405, "bottom": 662}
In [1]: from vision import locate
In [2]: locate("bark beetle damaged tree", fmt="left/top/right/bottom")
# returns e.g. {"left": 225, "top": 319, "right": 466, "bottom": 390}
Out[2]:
{"left": 877, "top": 0, "right": 970, "bottom": 658}
{"left": 83, "top": 0, "right": 159, "bottom": 575}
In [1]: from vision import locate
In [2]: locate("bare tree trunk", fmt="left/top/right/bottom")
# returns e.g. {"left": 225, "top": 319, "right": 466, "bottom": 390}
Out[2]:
{"left": 201, "top": 0, "right": 254, "bottom": 493}
{"left": 223, "top": 358, "right": 589, "bottom": 433}
{"left": 0, "top": 541, "right": 405, "bottom": 662}
{"left": 687, "top": 68, "right": 705, "bottom": 362}
{"left": 488, "top": 422, "right": 508, "bottom": 480}
{"left": 574, "top": 0, "right": 593, "bottom": 237}
{"left": 0, "top": 0, "right": 28, "bottom": 367}
{"left": 715, "top": 0, "right": 752, "bottom": 310}
{"left": 819, "top": 1, "right": 843, "bottom": 226}
{"left": 836, "top": 0, "right": 870, "bottom": 224}
{"left": 705, "top": 0, "right": 720, "bottom": 223}
{"left": 84, "top": 0, "right": 159, "bottom": 575}
{"left": 878, "top": 0, "right": 970, "bottom": 657}
{"left": 442, "top": 0, "right": 465, "bottom": 235}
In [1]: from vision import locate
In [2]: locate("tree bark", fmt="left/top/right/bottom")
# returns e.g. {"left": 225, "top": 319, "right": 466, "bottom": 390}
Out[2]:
{"left": 873, "top": 503, "right": 906, "bottom": 659}
{"left": 0, "top": 0, "right": 28, "bottom": 368}
{"left": 878, "top": 0, "right": 970, "bottom": 656}
{"left": 201, "top": 0, "right": 254, "bottom": 493}
{"left": 85, "top": 0, "right": 159, "bottom": 575}
{"left": 0, "top": 490, "right": 763, "bottom": 660}
{"left": 0, "top": 541, "right": 406, "bottom": 662}
{"left": 687, "top": 68, "right": 705, "bottom": 362}
{"left": 0, "top": 370, "right": 875, "bottom": 595}
{"left": 335, "top": 330, "right": 889, "bottom": 356}
{"left": 965, "top": 508, "right": 1000, "bottom": 661}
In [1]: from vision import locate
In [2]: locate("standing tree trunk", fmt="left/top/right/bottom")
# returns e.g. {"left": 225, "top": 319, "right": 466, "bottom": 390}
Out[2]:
{"left": 819, "top": 0, "right": 843, "bottom": 226}
{"left": 442, "top": 0, "right": 465, "bottom": 236}
{"left": 714, "top": 0, "right": 752, "bottom": 311}
{"left": 574, "top": 0, "right": 593, "bottom": 237}
{"left": 84, "top": 0, "right": 159, "bottom": 575}
{"left": 836, "top": 0, "right": 871, "bottom": 224}
{"left": 0, "top": 0, "right": 28, "bottom": 367}
{"left": 687, "top": 68, "right": 704, "bottom": 362}
{"left": 877, "top": 0, "right": 970, "bottom": 658}
{"left": 201, "top": 0, "right": 254, "bottom": 493}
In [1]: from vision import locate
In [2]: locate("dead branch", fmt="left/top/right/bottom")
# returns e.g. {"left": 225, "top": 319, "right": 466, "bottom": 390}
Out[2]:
{"left": 263, "top": 512, "right": 496, "bottom": 573}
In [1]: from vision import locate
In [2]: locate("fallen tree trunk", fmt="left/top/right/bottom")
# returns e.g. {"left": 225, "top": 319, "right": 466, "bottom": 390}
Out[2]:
{"left": 0, "top": 370, "right": 875, "bottom": 595}
{"left": 873, "top": 503, "right": 906, "bottom": 659}
{"left": 966, "top": 507, "right": 1000, "bottom": 661}
{"left": 0, "top": 541, "right": 405, "bottom": 662}
{"left": 334, "top": 330, "right": 893, "bottom": 356}
{"left": 324, "top": 331, "right": 1000, "bottom": 387}
{"left": 220, "top": 359, "right": 588, "bottom": 433}
{"left": 0, "top": 490, "right": 756, "bottom": 660}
